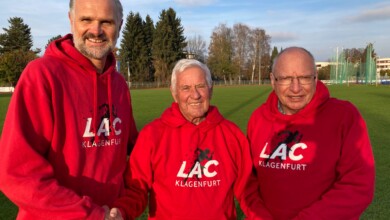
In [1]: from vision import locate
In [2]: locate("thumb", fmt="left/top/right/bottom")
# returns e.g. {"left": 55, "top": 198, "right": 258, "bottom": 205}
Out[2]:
{"left": 110, "top": 208, "right": 120, "bottom": 217}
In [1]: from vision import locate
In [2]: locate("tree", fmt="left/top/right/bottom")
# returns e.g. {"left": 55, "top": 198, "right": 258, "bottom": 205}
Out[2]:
{"left": 232, "top": 23, "right": 250, "bottom": 80}
{"left": 270, "top": 46, "right": 279, "bottom": 72}
{"left": 248, "top": 28, "right": 271, "bottom": 84}
{"left": 0, "top": 49, "right": 37, "bottom": 86}
{"left": 318, "top": 65, "right": 331, "bottom": 80}
{"left": 119, "top": 12, "right": 150, "bottom": 82}
{"left": 185, "top": 34, "right": 207, "bottom": 62}
{"left": 379, "top": 69, "right": 390, "bottom": 77}
{"left": 0, "top": 17, "right": 39, "bottom": 85}
{"left": 45, "top": 35, "right": 62, "bottom": 50}
{"left": 152, "top": 8, "right": 187, "bottom": 84}
{"left": 343, "top": 48, "right": 363, "bottom": 64}
{"left": 361, "top": 43, "right": 376, "bottom": 64}
{"left": 0, "top": 17, "right": 39, "bottom": 54}
{"left": 207, "top": 23, "right": 236, "bottom": 81}
{"left": 143, "top": 15, "right": 155, "bottom": 81}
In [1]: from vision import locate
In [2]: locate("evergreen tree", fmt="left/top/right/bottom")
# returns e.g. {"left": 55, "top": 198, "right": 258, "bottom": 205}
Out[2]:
{"left": 0, "top": 17, "right": 38, "bottom": 85}
{"left": 45, "top": 35, "right": 62, "bottom": 50}
{"left": 270, "top": 46, "right": 279, "bottom": 72}
{"left": 361, "top": 43, "right": 376, "bottom": 64}
{"left": 144, "top": 15, "right": 155, "bottom": 81}
{"left": 152, "top": 8, "right": 186, "bottom": 84}
{"left": 0, "top": 17, "right": 36, "bottom": 54}
{"left": 119, "top": 12, "right": 149, "bottom": 82}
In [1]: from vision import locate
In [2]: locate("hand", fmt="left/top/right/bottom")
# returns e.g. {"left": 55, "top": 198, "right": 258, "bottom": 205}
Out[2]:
{"left": 103, "top": 205, "right": 123, "bottom": 220}
{"left": 109, "top": 208, "right": 123, "bottom": 220}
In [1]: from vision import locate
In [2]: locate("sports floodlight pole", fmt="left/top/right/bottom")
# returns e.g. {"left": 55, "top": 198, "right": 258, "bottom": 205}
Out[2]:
{"left": 127, "top": 60, "right": 131, "bottom": 88}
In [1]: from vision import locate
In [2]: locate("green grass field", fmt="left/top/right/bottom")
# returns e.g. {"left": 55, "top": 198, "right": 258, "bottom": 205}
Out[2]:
{"left": 0, "top": 84, "right": 389, "bottom": 219}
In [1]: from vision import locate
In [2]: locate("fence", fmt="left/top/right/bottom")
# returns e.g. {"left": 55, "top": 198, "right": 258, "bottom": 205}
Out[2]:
{"left": 2, "top": 78, "right": 388, "bottom": 93}
{"left": 128, "top": 79, "right": 272, "bottom": 89}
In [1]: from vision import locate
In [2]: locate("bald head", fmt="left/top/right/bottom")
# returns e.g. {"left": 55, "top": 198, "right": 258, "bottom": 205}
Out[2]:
{"left": 270, "top": 46, "right": 318, "bottom": 115}
{"left": 272, "top": 47, "right": 316, "bottom": 74}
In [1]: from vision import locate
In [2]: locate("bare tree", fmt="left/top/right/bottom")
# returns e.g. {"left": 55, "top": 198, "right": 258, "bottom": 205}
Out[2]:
{"left": 343, "top": 48, "right": 364, "bottom": 63}
{"left": 232, "top": 23, "right": 251, "bottom": 81}
{"left": 207, "top": 23, "right": 236, "bottom": 82}
{"left": 248, "top": 28, "right": 271, "bottom": 84}
{"left": 208, "top": 23, "right": 271, "bottom": 84}
{"left": 185, "top": 35, "right": 207, "bottom": 62}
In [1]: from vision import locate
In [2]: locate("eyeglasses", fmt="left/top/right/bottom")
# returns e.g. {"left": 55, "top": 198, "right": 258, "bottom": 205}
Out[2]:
{"left": 273, "top": 75, "right": 316, "bottom": 85}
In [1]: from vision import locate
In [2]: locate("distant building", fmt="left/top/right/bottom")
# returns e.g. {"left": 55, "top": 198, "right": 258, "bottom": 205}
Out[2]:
{"left": 376, "top": 57, "right": 390, "bottom": 74}
{"left": 316, "top": 62, "right": 331, "bottom": 69}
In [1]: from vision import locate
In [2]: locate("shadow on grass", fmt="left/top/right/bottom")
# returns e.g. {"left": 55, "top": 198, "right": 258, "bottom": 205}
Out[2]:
{"left": 223, "top": 89, "right": 270, "bottom": 119}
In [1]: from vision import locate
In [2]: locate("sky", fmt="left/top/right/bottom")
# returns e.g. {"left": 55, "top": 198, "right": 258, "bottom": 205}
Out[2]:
{"left": 1, "top": 0, "right": 390, "bottom": 61}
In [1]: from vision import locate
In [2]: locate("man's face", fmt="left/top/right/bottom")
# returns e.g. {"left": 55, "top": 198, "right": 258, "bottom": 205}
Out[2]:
{"left": 271, "top": 49, "right": 317, "bottom": 115}
{"left": 69, "top": 0, "right": 121, "bottom": 61}
{"left": 171, "top": 67, "right": 212, "bottom": 125}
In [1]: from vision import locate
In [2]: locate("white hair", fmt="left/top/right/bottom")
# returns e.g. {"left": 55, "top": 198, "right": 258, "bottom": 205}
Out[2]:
{"left": 171, "top": 59, "right": 213, "bottom": 93}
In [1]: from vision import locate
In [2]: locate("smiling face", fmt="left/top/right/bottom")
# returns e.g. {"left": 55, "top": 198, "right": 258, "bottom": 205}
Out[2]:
{"left": 171, "top": 66, "right": 212, "bottom": 125}
{"left": 69, "top": 0, "right": 122, "bottom": 70}
{"left": 271, "top": 48, "right": 318, "bottom": 115}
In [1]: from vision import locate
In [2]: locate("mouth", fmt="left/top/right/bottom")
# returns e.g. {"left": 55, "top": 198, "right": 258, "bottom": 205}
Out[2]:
{"left": 189, "top": 102, "right": 201, "bottom": 106}
{"left": 86, "top": 38, "right": 106, "bottom": 46}
{"left": 87, "top": 38, "right": 105, "bottom": 43}
{"left": 288, "top": 95, "right": 304, "bottom": 101}
{"left": 83, "top": 33, "right": 107, "bottom": 45}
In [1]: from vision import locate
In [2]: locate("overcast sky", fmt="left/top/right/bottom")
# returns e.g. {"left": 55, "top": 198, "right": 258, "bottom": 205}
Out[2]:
{"left": 1, "top": 0, "right": 389, "bottom": 61}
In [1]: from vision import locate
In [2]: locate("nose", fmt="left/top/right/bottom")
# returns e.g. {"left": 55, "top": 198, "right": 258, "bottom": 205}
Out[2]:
{"left": 89, "top": 22, "right": 103, "bottom": 36}
{"left": 289, "top": 77, "right": 302, "bottom": 92}
{"left": 190, "top": 87, "right": 201, "bottom": 99}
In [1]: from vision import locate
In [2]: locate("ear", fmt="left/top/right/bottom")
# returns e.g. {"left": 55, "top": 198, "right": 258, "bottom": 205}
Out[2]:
{"left": 68, "top": 12, "right": 74, "bottom": 33}
{"left": 270, "top": 73, "right": 276, "bottom": 89}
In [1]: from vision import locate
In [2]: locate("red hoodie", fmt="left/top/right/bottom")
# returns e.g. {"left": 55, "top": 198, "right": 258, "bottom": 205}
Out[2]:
{"left": 0, "top": 34, "right": 138, "bottom": 219}
{"left": 114, "top": 102, "right": 271, "bottom": 220}
{"left": 247, "top": 81, "right": 375, "bottom": 220}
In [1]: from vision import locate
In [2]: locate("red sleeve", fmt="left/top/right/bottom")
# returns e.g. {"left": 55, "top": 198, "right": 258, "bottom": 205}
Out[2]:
{"left": 293, "top": 107, "right": 375, "bottom": 219}
{"left": 0, "top": 66, "right": 104, "bottom": 219}
{"left": 232, "top": 126, "right": 273, "bottom": 220}
{"left": 113, "top": 126, "right": 153, "bottom": 219}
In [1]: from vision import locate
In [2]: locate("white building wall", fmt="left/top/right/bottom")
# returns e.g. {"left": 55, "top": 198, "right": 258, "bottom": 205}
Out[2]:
{"left": 376, "top": 57, "right": 390, "bottom": 74}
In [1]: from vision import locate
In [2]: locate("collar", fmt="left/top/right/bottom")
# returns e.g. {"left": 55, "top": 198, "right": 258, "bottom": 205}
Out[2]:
{"left": 278, "top": 100, "right": 285, "bottom": 115}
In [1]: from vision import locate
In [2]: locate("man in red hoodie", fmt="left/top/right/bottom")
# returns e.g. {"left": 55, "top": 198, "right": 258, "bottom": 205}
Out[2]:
{"left": 112, "top": 59, "right": 271, "bottom": 219}
{"left": 247, "top": 47, "right": 375, "bottom": 219}
{"left": 0, "top": 0, "right": 137, "bottom": 219}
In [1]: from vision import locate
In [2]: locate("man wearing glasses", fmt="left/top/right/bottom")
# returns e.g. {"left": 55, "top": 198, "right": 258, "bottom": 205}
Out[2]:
{"left": 247, "top": 47, "right": 375, "bottom": 219}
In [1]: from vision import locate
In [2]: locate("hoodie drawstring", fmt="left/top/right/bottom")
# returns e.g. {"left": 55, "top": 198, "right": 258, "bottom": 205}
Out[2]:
{"left": 93, "top": 73, "right": 98, "bottom": 141}
{"left": 108, "top": 73, "right": 113, "bottom": 137}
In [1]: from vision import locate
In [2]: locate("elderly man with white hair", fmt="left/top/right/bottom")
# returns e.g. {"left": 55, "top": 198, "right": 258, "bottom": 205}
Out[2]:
{"left": 112, "top": 59, "right": 270, "bottom": 220}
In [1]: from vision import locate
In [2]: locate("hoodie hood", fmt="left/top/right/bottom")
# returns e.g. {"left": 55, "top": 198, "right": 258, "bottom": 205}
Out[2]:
{"left": 45, "top": 34, "right": 117, "bottom": 75}
{"left": 45, "top": 34, "right": 117, "bottom": 140}
{"left": 161, "top": 102, "right": 224, "bottom": 132}
{"left": 262, "top": 80, "right": 330, "bottom": 122}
